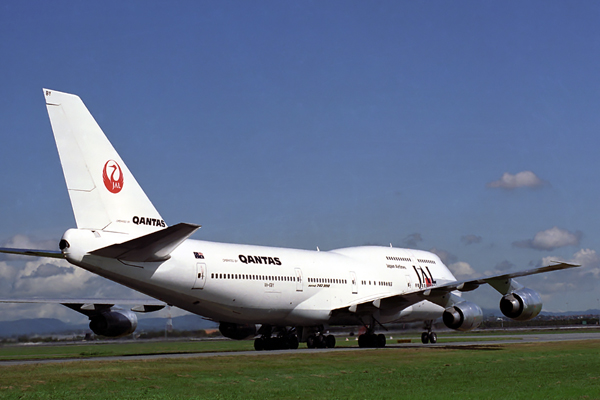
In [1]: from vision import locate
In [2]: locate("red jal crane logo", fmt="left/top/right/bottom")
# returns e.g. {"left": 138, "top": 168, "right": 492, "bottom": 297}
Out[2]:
{"left": 102, "top": 160, "right": 124, "bottom": 194}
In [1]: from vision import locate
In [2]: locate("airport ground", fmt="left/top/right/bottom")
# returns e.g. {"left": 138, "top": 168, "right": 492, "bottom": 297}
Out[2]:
{"left": 0, "top": 329, "right": 599, "bottom": 399}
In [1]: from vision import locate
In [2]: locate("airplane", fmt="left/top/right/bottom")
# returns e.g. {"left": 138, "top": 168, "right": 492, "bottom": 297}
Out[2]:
{"left": 0, "top": 89, "right": 580, "bottom": 350}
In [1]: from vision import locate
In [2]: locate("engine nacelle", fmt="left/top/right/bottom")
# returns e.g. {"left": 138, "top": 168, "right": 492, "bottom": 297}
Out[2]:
{"left": 442, "top": 301, "right": 483, "bottom": 331}
{"left": 219, "top": 322, "right": 257, "bottom": 340}
{"left": 89, "top": 310, "right": 138, "bottom": 338}
{"left": 500, "top": 287, "right": 542, "bottom": 321}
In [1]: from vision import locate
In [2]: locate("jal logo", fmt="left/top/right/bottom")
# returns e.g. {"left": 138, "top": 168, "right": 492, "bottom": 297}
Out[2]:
{"left": 102, "top": 160, "right": 124, "bottom": 194}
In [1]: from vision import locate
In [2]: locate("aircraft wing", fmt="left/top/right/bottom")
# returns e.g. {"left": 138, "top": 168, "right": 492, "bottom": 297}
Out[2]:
{"left": 0, "top": 298, "right": 167, "bottom": 314}
{"left": 0, "top": 248, "right": 64, "bottom": 259}
{"left": 332, "top": 262, "right": 581, "bottom": 318}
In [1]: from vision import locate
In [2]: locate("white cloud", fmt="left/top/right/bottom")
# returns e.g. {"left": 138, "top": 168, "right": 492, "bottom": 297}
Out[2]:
{"left": 448, "top": 261, "right": 477, "bottom": 279}
{"left": 429, "top": 248, "right": 458, "bottom": 265}
{"left": 487, "top": 171, "right": 545, "bottom": 189}
{"left": 0, "top": 233, "right": 174, "bottom": 322}
{"left": 518, "top": 248, "right": 600, "bottom": 302}
{"left": 513, "top": 227, "right": 581, "bottom": 251}
{"left": 0, "top": 235, "right": 58, "bottom": 261}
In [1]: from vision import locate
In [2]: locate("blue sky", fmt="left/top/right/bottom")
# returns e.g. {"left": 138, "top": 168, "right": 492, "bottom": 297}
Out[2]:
{"left": 1, "top": 1, "right": 600, "bottom": 322}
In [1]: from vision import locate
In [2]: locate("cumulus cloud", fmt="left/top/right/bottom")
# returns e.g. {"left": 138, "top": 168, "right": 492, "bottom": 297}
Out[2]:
{"left": 513, "top": 227, "right": 582, "bottom": 251}
{"left": 403, "top": 233, "right": 423, "bottom": 248}
{"left": 429, "top": 248, "right": 458, "bottom": 265}
{"left": 486, "top": 171, "right": 546, "bottom": 190}
{"left": 0, "top": 235, "right": 58, "bottom": 261}
{"left": 22, "top": 263, "right": 75, "bottom": 279}
{"left": 522, "top": 249, "right": 600, "bottom": 300}
{"left": 447, "top": 261, "right": 477, "bottom": 279}
{"left": 461, "top": 235, "right": 482, "bottom": 245}
{"left": 428, "top": 248, "right": 476, "bottom": 279}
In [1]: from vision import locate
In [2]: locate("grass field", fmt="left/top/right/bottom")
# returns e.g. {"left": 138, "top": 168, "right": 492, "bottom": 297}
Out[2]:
{"left": 0, "top": 331, "right": 533, "bottom": 361}
{"left": 0, "top": 340, "right": 599, "bottom": 399}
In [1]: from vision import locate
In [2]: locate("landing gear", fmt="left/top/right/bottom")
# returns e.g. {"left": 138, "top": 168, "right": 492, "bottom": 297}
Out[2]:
{"left": 306, "top": 334, "right": 336, "bottom": 349}
{"left": 357, "top": 317, "right": 387, "bottom": 348}
{"left": 357, "top": 332, "right": 386, "bottom": 348}
{"left": 420, "top": 320, "right": 437, "bottom": 344}
{"left": 254, "top": 326, "right": 299, "bottom": 351}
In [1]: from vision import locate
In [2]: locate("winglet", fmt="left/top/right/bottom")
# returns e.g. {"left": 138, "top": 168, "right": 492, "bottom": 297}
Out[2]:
{"left": 90, "top": 222, "right": 201, "bottom": 262}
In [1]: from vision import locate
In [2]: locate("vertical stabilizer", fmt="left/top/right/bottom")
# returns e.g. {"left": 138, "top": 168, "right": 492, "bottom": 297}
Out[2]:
{"left": 44, "top": 89, "right": 165, "bottom": 236}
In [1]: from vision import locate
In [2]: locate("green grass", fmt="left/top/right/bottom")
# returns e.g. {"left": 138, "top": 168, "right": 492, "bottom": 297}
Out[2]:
{"left": 0, "top": 340, "right": 599, "bottom": 399}
{"left": 0, "top": 334, "right": 516, "bottom": 361}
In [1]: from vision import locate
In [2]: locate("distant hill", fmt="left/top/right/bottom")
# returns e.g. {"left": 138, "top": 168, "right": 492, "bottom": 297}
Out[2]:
{"left": 0, "top": 315, "right": 218, "bottom": 338}
{"left": 137, "top": 314, "right": 218, "bottom": 332}
{"left": 482, "top": 308, "right": 600, "bottom": 317}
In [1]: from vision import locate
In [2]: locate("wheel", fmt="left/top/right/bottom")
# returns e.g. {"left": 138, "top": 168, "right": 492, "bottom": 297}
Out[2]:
{"left": 421, "top": 332, "right": 429, "bottom": 344}
{"left": 254, "top": 338, "right": 264, "bottom": 351}
{"left": 325, "top": 334, "right": 336, "bottom": 348}
{"left": 288, "top": 335, "right": 299, "bottom": 350}
{"left": 428, "top": 332, "right": 437, "bottom": 344}
{"left": 275, "top": 337, "right": 287, "bottom": 350}
{"left": 358, "top": 334, "right": 366, "bottom": 348}
{"left": 377, "top": 333, "right": 386, "bottom": 348}
{"left": 306, "top": 335, "right": 316, "bottom": 349}
{"left": 316, "top": 335, "right": 327, "bottom": 348}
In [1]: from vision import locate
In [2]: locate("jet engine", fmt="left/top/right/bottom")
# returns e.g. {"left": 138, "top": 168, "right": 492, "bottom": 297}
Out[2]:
{"left": 442, "top": 301, "right": 483, "bottom": 331}
{"left": 89, "top": 310, "right": 138, "bottom": 337}
{"left": 219, "top": 322, "right": 257, "bottom": 340}
{"left": 499, "top": 288, "right": 542, "bottom": 321}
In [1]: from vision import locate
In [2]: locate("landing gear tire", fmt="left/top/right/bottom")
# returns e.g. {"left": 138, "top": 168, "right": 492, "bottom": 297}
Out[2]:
{"left": 288, "top": 335, "right": 299, "bottom": 350}
{"left": 254, "top": 338, "right": 265, "bottom": 351}
{"left": 316, "top": 334, "right": 327, "bottom": 348}
{"left": 421, "top": 332, "right": 430, "bottom": 344}
{"left": 325, "top": 334, "right": 336, "bottom": 348}
{"left": 358, "top": 333, "right": 386, "bottom": 348}
{"left": 307, "top": 335, "right": 316, "bottom": 349}
{"left": 255, "top": 334, "right": 298, "bottom": 351}
{"left": 428, "top": 332, "right": 437, "bottom": 344}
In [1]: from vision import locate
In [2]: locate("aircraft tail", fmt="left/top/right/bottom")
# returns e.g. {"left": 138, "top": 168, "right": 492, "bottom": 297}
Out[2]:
{"left": 44, "top": 89, "right": 165, "bottom": 236}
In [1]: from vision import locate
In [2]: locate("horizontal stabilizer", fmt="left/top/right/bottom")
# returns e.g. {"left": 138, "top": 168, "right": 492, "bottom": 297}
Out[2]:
{"left": 90, "top": 222, "right": 201, "bottom": 262}
{"left": 0, "top": 248, "right": 64, "bottom": 259}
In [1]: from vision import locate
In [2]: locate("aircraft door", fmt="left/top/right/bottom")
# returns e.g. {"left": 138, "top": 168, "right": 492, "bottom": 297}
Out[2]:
{"left": 350, "top": 271, "right": 358, "bottom": 294}
{"left": 295, "top": 268, "right": 303, "bottom": 292}
{"left": 405, "top": 275, "right": 412, "bottom": 290}
{"left": 193, "top": 263, "right": 206, "bottom": 289}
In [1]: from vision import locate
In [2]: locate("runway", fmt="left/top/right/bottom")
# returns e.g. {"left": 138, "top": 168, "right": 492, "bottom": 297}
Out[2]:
{"left": 1, "top": 331, "right": 599, "bottom": 367}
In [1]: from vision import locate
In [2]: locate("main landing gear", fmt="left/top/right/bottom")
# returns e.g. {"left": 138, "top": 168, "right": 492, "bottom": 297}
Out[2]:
{"left": 420, "top": 320, "right": 437, "bottom": 344}
{"left": 254, "top": 326, "right": 299, "bottom": 351}
{"left": 306, "top": 333, "right": 336, "bottom": 349}
{"left": 357, "top": 316, "right": 386, "bottom": 348}
{"left": 358, "top": 332, "right": 386, "bottom": 348}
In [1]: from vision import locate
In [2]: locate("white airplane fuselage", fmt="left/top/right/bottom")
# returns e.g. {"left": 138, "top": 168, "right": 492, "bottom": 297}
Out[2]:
{"left": 62, "top": 228, "right": 454, "bottom": 327}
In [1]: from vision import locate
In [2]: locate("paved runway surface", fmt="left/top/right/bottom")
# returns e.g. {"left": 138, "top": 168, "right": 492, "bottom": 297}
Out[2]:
{"left": 1, "top": 331, "right": 599, "bottom": 366}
